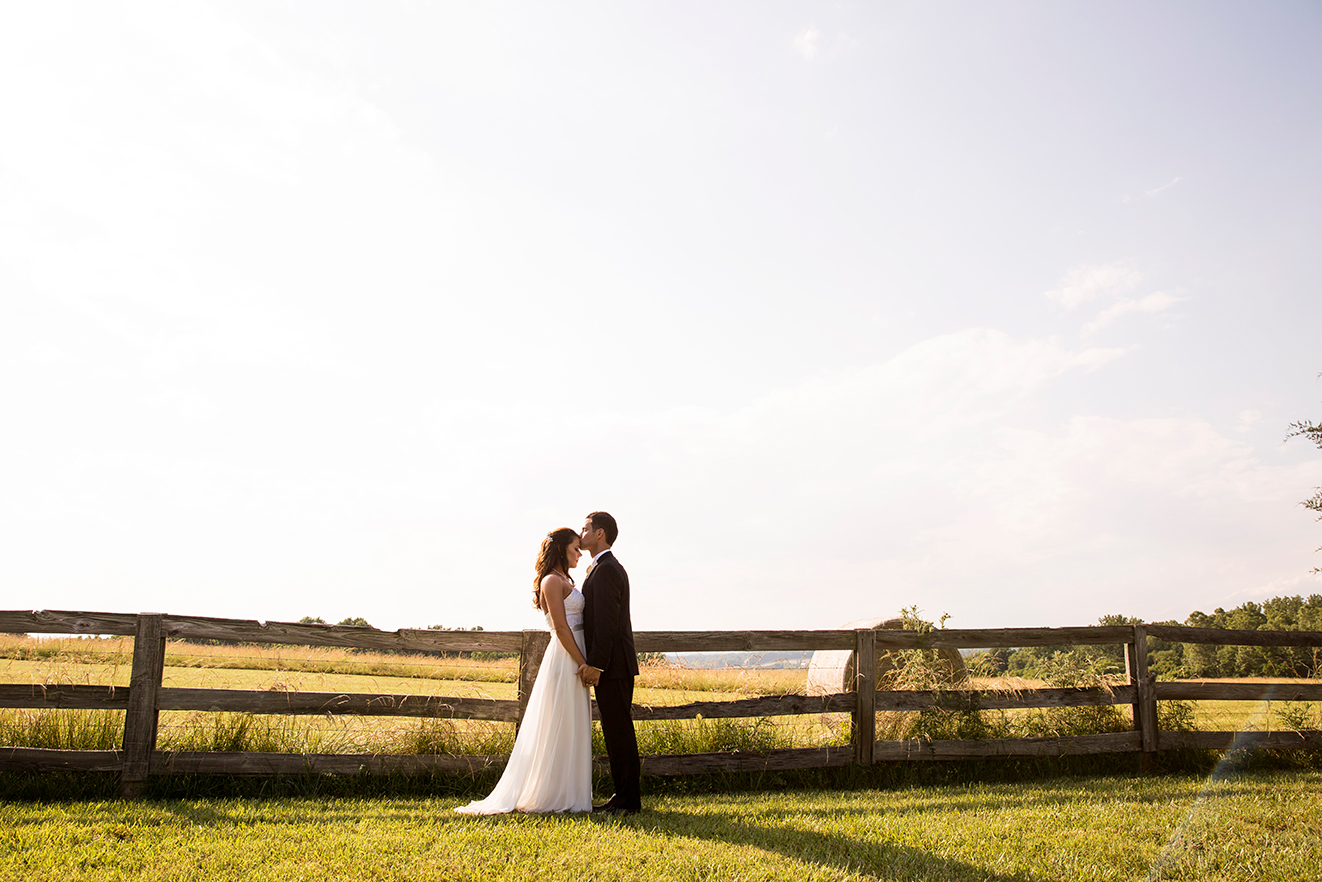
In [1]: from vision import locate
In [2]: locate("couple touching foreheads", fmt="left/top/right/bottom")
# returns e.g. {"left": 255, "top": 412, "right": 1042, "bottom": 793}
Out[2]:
{"left": 456, "top": 511, "right": 642, "bottom": 816}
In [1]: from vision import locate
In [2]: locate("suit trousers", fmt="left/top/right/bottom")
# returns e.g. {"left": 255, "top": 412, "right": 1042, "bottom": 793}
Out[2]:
{"left": 593, "top": 675, "right": 641, "bottom": 810}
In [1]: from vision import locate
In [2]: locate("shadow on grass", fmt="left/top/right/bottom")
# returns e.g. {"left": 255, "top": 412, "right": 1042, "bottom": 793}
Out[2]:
{"left": 620, "top": 806, "right": 1047, "bottom": 882}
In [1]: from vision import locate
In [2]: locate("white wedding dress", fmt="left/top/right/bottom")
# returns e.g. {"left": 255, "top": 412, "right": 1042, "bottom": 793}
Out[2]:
{"left": 455, "top": 588, "right": 593, "bottom": 814}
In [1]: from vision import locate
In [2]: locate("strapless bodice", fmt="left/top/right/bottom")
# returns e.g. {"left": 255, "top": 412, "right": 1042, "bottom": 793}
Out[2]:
{"left": 545, "top": 587, "right": 585, "bottom": 631}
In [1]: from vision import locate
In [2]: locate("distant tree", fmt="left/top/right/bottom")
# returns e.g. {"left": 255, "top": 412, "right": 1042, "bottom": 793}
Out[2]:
{"left": 1002, "top": 615, "right": 1141, "bottom": 679}
{"left": 1097, "top": 614, "right": 1144, "bottom": 626}
{"left": 967, "top": 648, "right": 1008, "bottom": 675}
{"left": 1144, "top": 622, "right": 1186, "bottom": 678}
{"left": 1182, "top": 596, "right": 1322, "bottom": 678}
{"left": 950, "top": 597, "right": 1319, "bottom": 680}
{"left": 1088, "top": 614, "right": 1145, "bottom": 670}
{"left": 1003, "top": 644, "right": 1044, "bottom": 676}
{"left": 337, "top": 616, "right": 373, "bottom": 628}
{"left": 299, "top": 616, "right": 327, "bottom": 625}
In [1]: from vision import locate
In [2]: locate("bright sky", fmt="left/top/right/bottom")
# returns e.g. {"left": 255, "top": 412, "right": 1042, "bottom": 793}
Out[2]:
{"left": 3, "top": 2, "right": 1321, "bottom": 634}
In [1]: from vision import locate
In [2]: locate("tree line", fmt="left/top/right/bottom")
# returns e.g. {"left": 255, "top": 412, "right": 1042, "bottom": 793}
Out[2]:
{"left": 297, "top": 616, "right": 485, "bottom": 632}
{"left": 969, "top": 595, "right": 1322, "bottom": 680}
{"left": 293, "top": 616, "right": 509, "bottom": 659}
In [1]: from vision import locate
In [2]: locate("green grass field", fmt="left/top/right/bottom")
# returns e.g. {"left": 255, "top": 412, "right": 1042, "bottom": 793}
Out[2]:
{"left": 3, "top": 770, "right": 1319, "bottom": 881}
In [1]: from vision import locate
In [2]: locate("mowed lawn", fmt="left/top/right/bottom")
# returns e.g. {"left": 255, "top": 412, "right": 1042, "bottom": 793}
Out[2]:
{"left": 4, "top": 770, "right": 1320, "bottom": 881}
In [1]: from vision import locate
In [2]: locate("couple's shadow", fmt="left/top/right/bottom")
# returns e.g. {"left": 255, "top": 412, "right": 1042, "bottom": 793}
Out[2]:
{"left": 604, "top": 803, "right": 1046, "bottom": 882}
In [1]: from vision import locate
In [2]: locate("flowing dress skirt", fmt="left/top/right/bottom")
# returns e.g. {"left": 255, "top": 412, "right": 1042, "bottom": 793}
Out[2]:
{"left": 455, "top": 628, "right": 592, "bottom": 814}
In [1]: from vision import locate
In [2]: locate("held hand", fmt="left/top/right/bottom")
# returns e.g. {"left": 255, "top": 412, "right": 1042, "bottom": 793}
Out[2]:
{"left": 576, "top": 664, "right": 600, "bottom": 687}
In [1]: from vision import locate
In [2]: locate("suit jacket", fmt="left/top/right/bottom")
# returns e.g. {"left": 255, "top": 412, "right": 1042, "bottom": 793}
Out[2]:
{"left": 581, "top": 550, "right": 638, "bottom": 679}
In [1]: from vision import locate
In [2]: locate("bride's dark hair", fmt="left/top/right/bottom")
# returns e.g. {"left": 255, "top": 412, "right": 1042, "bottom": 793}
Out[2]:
{"left": 532, "top": 527, "right": 578, "bottom": 610}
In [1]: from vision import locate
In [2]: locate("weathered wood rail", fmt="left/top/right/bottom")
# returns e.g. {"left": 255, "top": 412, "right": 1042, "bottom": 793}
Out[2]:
{"left": 2, "top": 609, "right": 1320, "bottom": 796}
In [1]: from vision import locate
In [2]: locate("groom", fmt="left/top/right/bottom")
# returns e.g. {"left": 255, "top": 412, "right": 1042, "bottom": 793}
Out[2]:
{"left": 577, "top": 511, "right": 641, "bottom": 815}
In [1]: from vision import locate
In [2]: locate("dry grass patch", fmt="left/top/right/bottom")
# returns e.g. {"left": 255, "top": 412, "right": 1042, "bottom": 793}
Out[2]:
{"left": 0, "top": 635, "right": 517, "bottom": 684}
{"left": 636, "top": 658, "right": 806, "bottom": 696}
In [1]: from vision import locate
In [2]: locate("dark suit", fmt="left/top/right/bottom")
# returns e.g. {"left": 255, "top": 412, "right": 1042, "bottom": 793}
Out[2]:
{"left": 582, "top": 549, "right": 640, "bottom": 810}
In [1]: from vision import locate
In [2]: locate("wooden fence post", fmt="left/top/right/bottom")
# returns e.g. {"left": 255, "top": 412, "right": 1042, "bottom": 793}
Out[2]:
{"left": 1125, "top": 625, "right": 1158, "bottom": 754}
{"left": 853, "top": 629, "right": 876, "bottom": 766}
{"left": 119, "top": 613, "right": 166, "bottom": 797}
{"left": 517, "top": 630, "right": 551, "bottom": 733}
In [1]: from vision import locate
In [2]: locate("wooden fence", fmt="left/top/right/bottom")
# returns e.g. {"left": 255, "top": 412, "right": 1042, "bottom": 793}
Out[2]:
{"left": 2, "top": 610, "right": 1321, "bottom": 797}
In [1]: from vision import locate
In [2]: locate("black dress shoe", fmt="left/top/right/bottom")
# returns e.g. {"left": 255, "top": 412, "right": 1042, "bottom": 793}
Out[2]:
{"left": 597, "top": 806, "right": 638, "bottom": 816}
{"left": 592, "top": 794, "right": 621, "bottom": 812}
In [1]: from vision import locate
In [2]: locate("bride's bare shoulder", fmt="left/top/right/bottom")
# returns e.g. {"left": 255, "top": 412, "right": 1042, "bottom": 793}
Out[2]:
{"left": 539, "top": 572, "right": 571, "bottom": 599}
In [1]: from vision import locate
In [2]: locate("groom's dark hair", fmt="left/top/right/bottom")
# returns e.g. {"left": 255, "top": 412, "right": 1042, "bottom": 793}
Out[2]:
{"left": 587, "top": 511, "right": 618, "bottom": 546}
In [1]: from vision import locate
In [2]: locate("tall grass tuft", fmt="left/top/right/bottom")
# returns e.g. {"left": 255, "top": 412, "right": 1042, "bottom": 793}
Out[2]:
{"left": 1014, "top": 650, "right": 1130, "bottom": 738}
{"left": 874, "top": 608, "right": 1007, "bottom": 741}
{"left": 401, "top": 720, "right": 516, "bottom": 756}
{"left": 156, "top": 712, "right": 327, "bottom": 753}
{"left": 632, "top": 716, "right": 794, "bottom": 755}
{"left": 1274, "top": 701, "right": 1321, "bottom": 731}
{"left": 0, "top": 708, "right": 123, "bottom": 750}
{"left": 1158, "top": 698, "right": 1198, "bottom": 732}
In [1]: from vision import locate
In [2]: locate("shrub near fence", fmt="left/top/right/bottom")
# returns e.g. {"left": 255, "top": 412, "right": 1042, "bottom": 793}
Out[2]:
{"left": 2, "top": 610, "right": 1322, "bottom": 798}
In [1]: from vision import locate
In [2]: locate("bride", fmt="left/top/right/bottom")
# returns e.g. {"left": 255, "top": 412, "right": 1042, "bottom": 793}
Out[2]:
{"left": 455, "top": 527, "right": 593, "bottom": 814}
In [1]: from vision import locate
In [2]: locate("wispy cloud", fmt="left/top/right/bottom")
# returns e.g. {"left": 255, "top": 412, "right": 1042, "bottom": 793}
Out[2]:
{"left": 1044, "top": 265, "right": 1141, "bottom": 309}
{"left": 1122, "top": 177, "right": 1183, "bottom": 203}
{"left": 793, "top": 27, "right": 821, "bottom": 61}
{"left": 1146, "top": 177, "right": 1183, "bottom": 197}
{"left": 1081, "top": 291, "right": 1183, "bottom": 336}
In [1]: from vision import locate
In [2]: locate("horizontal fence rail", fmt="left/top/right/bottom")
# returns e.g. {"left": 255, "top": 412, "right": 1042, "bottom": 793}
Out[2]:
{"left": 1145, "top": 624, "right": 1322, "bottom": 647}
{"left": 0, "top": 609, "right": 524, "bottom": 653}
{"left": 1154, "top": 682, "right": 1322, "bottom": 702}
{"left": 873, "top": 686, "right": 1137, "bottom": 712}
{"left": 2, "top": 609, "right": 1320, "bottom": 794}
{"left": 0, "top": 684, "right": 129, "bottom": 710}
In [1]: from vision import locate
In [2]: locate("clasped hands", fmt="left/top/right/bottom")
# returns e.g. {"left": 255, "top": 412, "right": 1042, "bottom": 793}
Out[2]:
{"left": 576, "top": 663, "right": 601, "bottom": 687}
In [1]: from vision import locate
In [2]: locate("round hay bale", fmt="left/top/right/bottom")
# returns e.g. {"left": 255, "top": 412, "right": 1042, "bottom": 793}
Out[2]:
{"left": 805, "top": 616, "right": 967, "bottom": 696}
